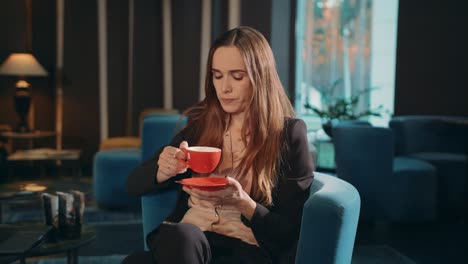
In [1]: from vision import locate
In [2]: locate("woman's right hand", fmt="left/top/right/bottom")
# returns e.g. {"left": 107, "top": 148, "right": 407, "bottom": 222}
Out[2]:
{"left": 156, "top": 141, "right": 189, "bottom": 183}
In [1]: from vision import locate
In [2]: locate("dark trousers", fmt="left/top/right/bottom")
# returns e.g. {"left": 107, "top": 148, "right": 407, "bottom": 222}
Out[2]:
{"left": 122, "top": 223, "right": 272, "bottom": 264}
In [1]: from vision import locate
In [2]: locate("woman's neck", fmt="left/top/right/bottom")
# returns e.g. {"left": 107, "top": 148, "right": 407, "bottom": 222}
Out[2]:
{"left": 230, "top": 112, "right": 245, "bottom": 129}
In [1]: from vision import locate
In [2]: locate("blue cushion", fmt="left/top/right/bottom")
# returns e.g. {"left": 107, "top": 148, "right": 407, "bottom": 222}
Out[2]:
{"left": 390, "top": 116, "right": 468, "bottom": 155}
{"left": 408, "top": 152, "right": 467, "bottom": 163}
{"left": 141, "top": 114, "right": 187, "bottom": 161}
{"left": 93, "top": 149, "right": 142, "bottom": 208}
{"left": 406, "top": 152, "right": 467, "bottom": 216}
{"left": 393, "top": 156, "right": 436, "bottom": 172}
{"left": 392, "top": 157, "right": 437, "bottom": 221}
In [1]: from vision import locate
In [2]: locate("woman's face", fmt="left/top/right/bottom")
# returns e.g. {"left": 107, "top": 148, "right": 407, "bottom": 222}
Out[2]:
{"left": 211, "top": 46, "right": 252, "bottom": 116}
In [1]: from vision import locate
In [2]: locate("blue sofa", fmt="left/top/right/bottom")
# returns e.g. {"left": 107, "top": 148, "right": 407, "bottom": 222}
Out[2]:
{"left": 389, "top": 116, "right": 468, "bottom": 217}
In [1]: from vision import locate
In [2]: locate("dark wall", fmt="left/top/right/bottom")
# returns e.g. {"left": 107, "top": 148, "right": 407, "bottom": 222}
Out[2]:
{"left": 242, "top": 0, "right": 271, "bottom": 40}
{"left": 108, "top": 0, "right": 129, "bottom": 138}
{"left": 395, "top": 0, "right": 468, "bottom": 116}
{"left": 0, "top": 0, "right": 274, "bottom": 174}
{"left": 133, "top": 0, "right": 163, "bottom": 133}
{"left": 172, "top": 0, "right": 202, "bottom": 111}
{"left": 61, "top": 0, "right": 100, "bottom": 172}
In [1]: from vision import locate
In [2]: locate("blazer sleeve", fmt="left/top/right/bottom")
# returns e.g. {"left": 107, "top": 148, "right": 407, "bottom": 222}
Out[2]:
{"left": 248, "top": 118, "right": 315, "bottom": 255}
{"left": 126, "top": 127, "right": 192, "bottom": 197}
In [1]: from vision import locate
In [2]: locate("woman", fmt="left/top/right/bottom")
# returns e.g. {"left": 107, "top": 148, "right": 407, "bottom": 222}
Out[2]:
{"left": 124, "top": 26, "right": 314, "bottom": 264}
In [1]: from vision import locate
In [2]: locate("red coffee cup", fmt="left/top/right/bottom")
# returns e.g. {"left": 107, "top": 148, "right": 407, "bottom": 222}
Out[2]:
{"left": 182, "top": 146, "right": 222, "bottom": 173}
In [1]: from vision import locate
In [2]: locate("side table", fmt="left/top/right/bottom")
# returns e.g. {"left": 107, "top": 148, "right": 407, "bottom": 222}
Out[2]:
{"left": 7, "top": 149, "right": 82, "bottom": 179}
{"left": 0, "top": 131, "right": 56, "bottom": 150}
{"left": 28, "top": 226, "right": 96, "bottom": 264}
{"left": 0, "top": 191, "right": 41, "bottom": 224}
{"left": 0, "top": 225, "right": 52, "bottom": 264}
{"left": 314, "top": 139, "right": 336, "bottom": 172}
{"left": 307, "top": 129, "right": 336, "bottom": 173}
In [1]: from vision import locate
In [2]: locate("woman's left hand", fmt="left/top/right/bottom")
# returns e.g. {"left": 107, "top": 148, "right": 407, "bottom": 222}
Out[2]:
{"left": 182, "top": 177, "right": 257, "bottom": 220}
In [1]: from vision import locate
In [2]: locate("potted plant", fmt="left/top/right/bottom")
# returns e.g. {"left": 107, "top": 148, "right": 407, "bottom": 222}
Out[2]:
{"left": 304, "top": 79, "right": 384, "bottom": 137}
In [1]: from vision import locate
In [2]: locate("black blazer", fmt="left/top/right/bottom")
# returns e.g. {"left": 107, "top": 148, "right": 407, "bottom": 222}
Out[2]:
{"left": 127, "top": 118, "right": 314, "bottom": 261}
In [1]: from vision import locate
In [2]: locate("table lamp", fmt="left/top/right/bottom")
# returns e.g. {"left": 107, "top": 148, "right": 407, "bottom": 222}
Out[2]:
{"left": 0, "top": 53, "right": 48, "bottom": 132}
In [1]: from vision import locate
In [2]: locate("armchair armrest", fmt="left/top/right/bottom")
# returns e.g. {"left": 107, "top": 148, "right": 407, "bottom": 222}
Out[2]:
{"left": 296, "top": 172, "right": 360, "bottom": 264}
{"left": 141, "top": 189, "right": 178, "bottom": 250}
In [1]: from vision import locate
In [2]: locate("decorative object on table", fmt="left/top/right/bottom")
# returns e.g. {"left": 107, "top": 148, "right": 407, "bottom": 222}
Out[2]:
{"left": 42, "top": 193, "right": 59, "bottom": 242}
{"left": 71, "top": 190, "right": 85, "bottom": 232}
{"left": 0, "top": 53, "right": 48, "bottom": 133}
{"left": 56, "top": 191, "right": 85, "bottom": 240}
{"left": 304, "top": 79, "right": 384, "bottom": 137}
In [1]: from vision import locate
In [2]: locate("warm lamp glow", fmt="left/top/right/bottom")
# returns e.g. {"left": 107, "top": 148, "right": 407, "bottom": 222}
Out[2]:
{"left": 16, "top": 80, "right": 31, "bottom": 88}
{"left": 0, "top": 53, "right": 48, "bottom": 77}
{"left": 23, "top": 183, "right": 47, "bottom": 192}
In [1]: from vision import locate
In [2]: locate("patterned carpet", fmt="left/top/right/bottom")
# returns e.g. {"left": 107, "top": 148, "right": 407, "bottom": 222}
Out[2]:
{"left": 27, "top": 247, "right": 415, "bottom": 264}
{"left": 4, "top": 206, "right": 141, "bottom": 225}
{"left": 27, "top": 246, "right": 416, "bottom": 264}
{"left": 20, "top": 255, "right": 127, "bottom": 264}
{"left": 352, "top": 245, "right": 416, "bottom": 264}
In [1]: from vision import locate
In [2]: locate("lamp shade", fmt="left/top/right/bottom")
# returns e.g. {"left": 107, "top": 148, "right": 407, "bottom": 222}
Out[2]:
{"left": 0, "top": 53, "right": 48, "bottom": 77}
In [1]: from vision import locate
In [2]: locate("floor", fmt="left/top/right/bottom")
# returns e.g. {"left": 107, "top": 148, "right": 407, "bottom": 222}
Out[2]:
{"left": 355, "top": 219, "right": 466, "bottom": 263}
{"left": 1, "top": 175, "right": 466, "bottom": 263}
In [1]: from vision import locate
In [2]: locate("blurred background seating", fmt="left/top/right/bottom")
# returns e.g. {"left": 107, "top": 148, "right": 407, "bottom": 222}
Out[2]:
{"left": 390, "top": 115, "right": 468, "bottom": 218}
{"left": 333, "top": 124, "right": 437, "bottom": 222}
{"left": 93, "top": 112, "right": 185, "bottom": 209}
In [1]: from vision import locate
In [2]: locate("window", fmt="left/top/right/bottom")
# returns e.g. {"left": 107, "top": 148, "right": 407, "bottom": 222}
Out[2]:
{"left": 295, "top": 0, "right": 399, "bottom": 129}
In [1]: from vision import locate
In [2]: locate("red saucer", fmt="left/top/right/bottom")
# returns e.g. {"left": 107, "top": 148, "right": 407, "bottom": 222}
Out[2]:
{"left": 177, "top": 177, "right": 228, "bottom": 191}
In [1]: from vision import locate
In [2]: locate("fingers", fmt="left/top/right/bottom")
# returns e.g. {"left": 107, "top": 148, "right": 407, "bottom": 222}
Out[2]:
{"left": 157, "top": 145, "right": 188, "bottom": 177}
{"left": 158, "top": 160, "right": 187, "bottom": 176}
{"left": 174, "top": 149, "right": 186, "bottom": 160}
{"left": 175, "top": 141, "right": 189, "bottom": 160}
{"left": 183, "top": 187, "right": 222, "bottom": 201}
{"left": 179, "top": 141, "right": 188, "bottom": 150}
{"left": 225, "top": 176, "right": 242, "bottom": 189}
{"left": 181, "top": 177, "right": 251, "bottom": 210}
{"left": 182, "top": 186, "right": 234, "bottom": 208}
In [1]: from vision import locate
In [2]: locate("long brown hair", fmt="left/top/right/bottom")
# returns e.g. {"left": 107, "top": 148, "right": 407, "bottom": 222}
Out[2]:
{"left": 184, "top": 27, "right": 295, "bottom": 205}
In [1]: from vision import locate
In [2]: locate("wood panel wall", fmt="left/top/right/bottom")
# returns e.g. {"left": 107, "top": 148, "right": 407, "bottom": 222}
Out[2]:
{"left": 0, "top": 0, "right": 274, "bottom": 174}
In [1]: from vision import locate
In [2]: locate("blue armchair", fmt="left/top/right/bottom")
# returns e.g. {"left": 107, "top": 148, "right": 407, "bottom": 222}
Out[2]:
{"left": 141, "top": 172, "right": 361, "bottom": 264}
{"left": 93, "top": 113, "right": 185, "bottom": 208}
{"left": 134, "top": 116, "right": 361, "bottom": 262}
{"left": 389, "top": 116, "right": 468, "bottom": 217}
{"left": 333, "top": 125, "right": 437, "bottom": 222}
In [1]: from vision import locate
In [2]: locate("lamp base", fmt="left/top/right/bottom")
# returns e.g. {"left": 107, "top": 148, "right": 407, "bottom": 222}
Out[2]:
{"left": 14, "top": 87, "right": 32, "bottom": 133}
{"left": 15, "top": 123, "right": 31, "bottom": 133}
